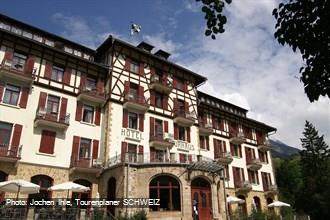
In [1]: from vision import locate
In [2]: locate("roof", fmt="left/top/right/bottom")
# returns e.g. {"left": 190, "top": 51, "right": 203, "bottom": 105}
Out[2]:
{"left": 97, "top": 35, "right": 207, "bottom": 86}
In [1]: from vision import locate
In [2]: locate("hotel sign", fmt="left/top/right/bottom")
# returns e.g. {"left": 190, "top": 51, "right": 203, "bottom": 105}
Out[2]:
{"left": 175, "top": 140, "right": 194, "bottom": 151}
{"left": 121, "top": 128, "right": 143, "bottom": 142}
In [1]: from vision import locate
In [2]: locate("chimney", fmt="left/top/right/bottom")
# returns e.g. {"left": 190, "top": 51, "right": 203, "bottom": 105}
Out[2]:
{"left": 137, "top": 41, "right": 154, "bottom": 52}
{"left": 154, "top": 49, "right": 171, "bottom": 60}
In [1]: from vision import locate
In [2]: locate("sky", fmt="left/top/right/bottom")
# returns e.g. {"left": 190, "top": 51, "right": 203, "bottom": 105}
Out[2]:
{"left": 2, "top": 0, "right": 329, "bottom": 148}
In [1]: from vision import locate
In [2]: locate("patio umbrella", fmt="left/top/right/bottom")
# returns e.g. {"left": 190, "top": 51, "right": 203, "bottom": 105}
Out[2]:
{"left": 48, "top": 181, "right": 90, "bottom": 199}
{"left": 0, "top": 179, "right": 40, "bottom": 200}
{"left": 268, "top": 201, "right": 291, "bottom": 220}
{"left": 226, "top": 196, "right": 245, "bottom": 204}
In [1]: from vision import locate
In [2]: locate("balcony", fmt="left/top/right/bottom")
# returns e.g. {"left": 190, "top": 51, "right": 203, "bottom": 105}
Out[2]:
{"left": 264, "top": 184, "right": 278, "bottom": 196}
{"left": 70, "top": 158, "right": 103, "bottom": 174}
{"left": 173, "top": 110, "right": 195, "bottom": 127}
{"left": 198, "top": 120, "right": 213, "bottom": 136}
{"left": 258, "top": 139, "right": 271, "bottom": 151}
{"left": 229, "top": 131, "right": 246, "bottom": 144}
{"left": 123, "top": 93, "right": 149, "bottom": 113}
{"left": 77, "top": 85, "right": 106, "bottom": 105}
{"left": 0, "top": 144, "right": 21, "bottom": 163}
{"left": 0, "top": 59, "right": 35, "bottom": 84}
{"left": 34, "top": 108, "right": 70, "bottom": 130}
{"left": 149, "top": 133, "right": 175, "bottom": 149}
{"left": 150, "top": 75, "right": 173, "bottom": 94}
{"left": 215, "top": 152, "right": 233, "bottom": 165}
{"left": 247, "top": 158, "right": 262, "bottom": 171}
{"left": 235, "top": 180, "right": 252, "bottom": 192}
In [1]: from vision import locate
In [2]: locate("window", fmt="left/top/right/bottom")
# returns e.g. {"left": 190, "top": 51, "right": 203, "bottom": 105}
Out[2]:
{"left": 200, "top": 136, "right": 209, "bottom": 150}
{"left": 149, "top": 175, "right": 180, "bottom": 211}
{"left": 12, "top": 52, "right": 26, "bottom": 70}
{"left": 39, "top": 130, "right": 56, "bottom": 154}
{"left": 128, "top": 83, "right": 138, "bottom": 98}
{"left": 46, "top": 95, "right": 60, "bottom": 113}
{"left": 155, "top": 92, "right": 163, "bottom": 108}
{"left": 175, "top": 77, "right": 184, "bottom": 91}
{"left": 79, "top": 138, "right": 91, "bottom": 159}
{"left": 3, "top": 84, "right": 20, "bottom": 106}
{"left": 224, "top": 165, "right": 230, "bottom": 180}
{"left": 233, "top": 167, "right": 245, "bottom": 187}
{"left": 130, "top": 60, "right": 140, "bottom": 73}
{"left": 155, "top": 119, "right": 163, "bottom": 136}
{"left": 128, "top": 112, "right": 138, "bottom": 129}
{"left": 177, "top": 99, "right": 185, "bottom": 111}
{"left": 86, "top": 77, "right": 97, "bottom": 91}
{"left": 259, "top": 150, "right": 269, "bottom": 163}
{"left": 82, "top": 105, "right": 94, "bottom": 123}
{"left": 29, "top": 175, "right": 53, "bottom": 203}
{"left": 127, "top": 144, "right": 137, "bottom": 163}
{"left": 51, "top": 65, "right": 64, "bottom": 82}
{"left": 245, "top": 147, "right": 256, "bottom": 163}
{"left": 0, "top": 122, "right": 12, "bottom": 146}
{"left": 178, "top": 126, "right": 186, "bottom": 141}
{"left": 248, "top": 170, "right": 259, "bottom": 184}
{"left": 231, "top": 144, "right": 242, "bottom": 157}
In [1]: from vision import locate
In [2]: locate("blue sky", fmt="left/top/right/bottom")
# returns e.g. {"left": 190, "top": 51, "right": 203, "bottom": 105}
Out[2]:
{"left": 2, "top": 0, "right": 330, "bottom": 147}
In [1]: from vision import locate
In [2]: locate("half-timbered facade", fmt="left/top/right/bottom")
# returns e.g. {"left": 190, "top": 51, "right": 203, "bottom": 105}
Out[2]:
{"left": 0, "top": 14, "right": 278, "bottom": 220}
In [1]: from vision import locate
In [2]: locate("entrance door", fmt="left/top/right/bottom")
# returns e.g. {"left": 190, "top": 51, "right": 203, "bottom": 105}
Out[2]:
{"left": 191, "top": 178, "right": 212, "bottom": 220}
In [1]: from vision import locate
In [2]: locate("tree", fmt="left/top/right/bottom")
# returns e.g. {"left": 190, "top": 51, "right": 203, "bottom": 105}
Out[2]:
{"left": 298, "top": 121, "right": 330, "bottom": 219}
{"left": 196, "top": 0, "right": 232, "bottom": 39}
{"left": 273, "top": 0, "right": 330, "bottom": 102}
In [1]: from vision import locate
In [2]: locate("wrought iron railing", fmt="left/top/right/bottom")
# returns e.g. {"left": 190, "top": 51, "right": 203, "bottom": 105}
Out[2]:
{"left": 0, "top": 144, "right": 22, "bottom": 158}
{"left": 124, "top": 93, "right": 147, "bottom": 105}
{"left": 0, "top": 58, "right": 36, "bottom": 77}
{"left": 150, "top": 74, "right": 172, "bottom": 87}
{"left": 174, "top": 110, "right": 195, "bottom": 120}
{"left": 35, "top": 107, "right": 70, "bottom": 125}
{"left": 214, "top": 151, "right": 232, "bottom": 159}
{"left": 78, "top": 85, "right": 106, "bottom": 98}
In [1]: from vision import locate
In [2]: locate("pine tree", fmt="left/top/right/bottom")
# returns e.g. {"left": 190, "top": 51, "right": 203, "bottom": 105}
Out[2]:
{"left": 298, "top": 121, "right": 330, "bottom": 220}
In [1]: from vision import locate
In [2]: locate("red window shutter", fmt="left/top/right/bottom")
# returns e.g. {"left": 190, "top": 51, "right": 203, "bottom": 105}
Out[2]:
{"left": 124, "top": 81, "right": 130, "bottom": 95}
{"left": 150, "top": 147, "right": 156, "bottom": 161}
{"left": 0, "top": 81, "right": 5, "bottom": 102}
{"left": 138, "top": 86, "right": 144, "bottom": 101}
{"left": 174, "top": 124, "right": 178, "bottom": 140}
{"left": 75, "top": 101, "right": 83, "bottom": 121}
{"left": 179, "top": 153, "right": 185, "bottom": 163}
{"left": 188, "top": 154, "right": 192, "bottom": 163}
{"left": 63, "top": 68, "right": 71, "bottom": 85}
{"left": 214, "top": 138, "right": 219, "bottom": 157}
{"left": 122, "top": 110, "right": 128, "bottom": 128}
{"left": 173, "top": 98, "right": 178, "bottom": 112}
{"left": 24, "top": 55, "right": 35, "bottom": 75}
{"left": 139, "top": 114, "right": 144, "bottom": 131}
{"left": 252, "top": 149, "right": 256, "bottom": 159}
{"left": 44, "top": 62, "right": 52, "bottom": 79}
{"left": 206, "top": 136, "right": 209, "bottom": 150}
{"left": 19, "top": 87, "right": 29, "bottom": 108}
{"left": 39, "top": 130, "right": 56, "bottom": 154}
{"left": 139, "top": 63, "right": 144, "bottom": 76}
{"left": 11, "top": 124, "right": 23, "bottom": 147}
{"left": 124, "top": 57, "right": 131, "bottom": 71}
{"left": 212, "top": 116, "right": 216, "bottom": 129}
{"left": 256, "top": 172, "right": 260, "bottom": 184}
{"left": 162, "top": 96, "right": 168, "bottom": 110}
{"left": 230, "top": 143, "right": 234, "bottom": 155}
{"left": 121, "top": 142, "right": 128, "bottom": 153}
{"left": 184, "top": 101, "right": 189, "bottom": 113}
{"left": 150, "top": 117, "right": 155, "bottom": 137}
{"left": 245, "top": 147, "right": 249, "bottom": 161}
{"left": 96, "top": 78, "right": 104, "bottom": 93}
{"left": 95, "top": 107, "right": 101, "bottom": 126}
{"left": 239, "top": 145, "right": 242, "bottom": 158}
{"left": 80, "top": 73, "right": 87, "bottom": 87}
{"left": 173, "top": 77, "right": 177, "bottom": 88}
{"left": 92, "top": 140, "right": 99, "bottom": 159}
{"left": 220, "top": 119, "right": 224, "bottom": 131}
{"left": 187, "top": 127, "right": 191, "bottom": 143}
{"left": 164, "top": 121, "right": 168, "bottom": 133}
{"left": 59, "top": 97, "right": 68, "bottom": 122}
{"left": 150, "top": 91, "right": 155, "bottom": 106}
{"left": 38, "top": 92, "right": 47, "bottom": 110}
{"left": 4, "top": 49, "right": 13, "bottom": 61}
{"left": 138, "top": 145, "right": 143, "bottom": 153}
{"left": 184, "top": 82, "right": 188, "bottom": 93}
{"left": 71, "top": 136, "right": 80, "bottom": 161}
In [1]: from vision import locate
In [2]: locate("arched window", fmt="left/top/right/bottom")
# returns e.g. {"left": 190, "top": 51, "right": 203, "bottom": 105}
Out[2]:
{"left": 149, "top": 175, "right": 180, "bottom": 211}
{"left": 0, "top": 171, "right": 8, "bottom": 203}
{"left": 267, "top": 197, "right": 275, "bottom": 214}
{"left": 253, "top": 196, "right": 261, "bottom": 211}
{"left": 237, "top": 195, "right": 247, "bottom": 217}
{"left": 29, "top": 175, "right": 53, "bottom": 206}
{"left": 72, "top": 179, "right": 92, "bottom": 209}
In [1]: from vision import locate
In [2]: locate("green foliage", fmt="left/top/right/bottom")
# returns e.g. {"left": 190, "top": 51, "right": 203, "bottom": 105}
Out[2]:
{"left": 196, "top": 0, "right": 232, "bottom": 39}
{"left": 115, "top": 210, "right": 147, "bottom": 220}
{"left": 273, "top": 0, "right": 330, "bottom": 102}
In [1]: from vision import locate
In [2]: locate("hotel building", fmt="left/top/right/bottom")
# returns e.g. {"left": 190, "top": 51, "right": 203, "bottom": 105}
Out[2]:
{"left": 0, "top": 14, "right": 278, "bottom": 220}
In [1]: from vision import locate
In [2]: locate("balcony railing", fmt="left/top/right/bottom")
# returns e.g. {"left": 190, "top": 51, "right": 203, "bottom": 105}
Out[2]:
{"left": 105, "top": 152, "right": 214, "bottom": 168}
{"left": 34, "top": 108, "right": 70, "bottom": 130}
{"left": 214, "top": 152, "right": 233, "bottom": 164}
{"left": 149, "top": 133, "right": 175, "bottom": 148}
{"left": 77, "top": 85, "right": 106, "bottom": 104}
{"left": 264, "top": 184, "right": 278, "bottom": 195}
{"left": 258, "top": 139, "right": 271, "bottom": 151}
{"left": 173, "top": 110, "right": 195, "bottom": 127}
{"left": 0, "top": 144, "right": 22, "bottom": 162}
{"left": 235, "top": 180, "right": 252, "bottom": 192}
{"left": 229, "top": 130, "right": 246, "bottom": 144}
{"left": 70, "top": 158, "right": 103, "bottom": 174}
{"left": 247, "top": 158, "right": 262, "bottom": 171}
{"left": 0, "top": 58, "right": 36, "bottom": 83}
{"left": 198, "top": 119, "right": 213, "bottom": 136}
{"left": 150, "top": 75, "right": 173, "bottom": 94}
{"left": 123, "top": 93, "right": 149, "bottom": 113}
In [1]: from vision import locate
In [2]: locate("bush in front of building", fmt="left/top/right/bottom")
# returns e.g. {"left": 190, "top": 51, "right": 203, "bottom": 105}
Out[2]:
{"left": 115, "top": 210, "right": 147, "bottom": 220}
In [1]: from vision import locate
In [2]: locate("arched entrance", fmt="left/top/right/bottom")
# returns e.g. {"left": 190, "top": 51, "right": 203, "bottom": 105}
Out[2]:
{"left": 253, "top": 196, "right": 261, "bottom": 211}
{"left": 107, "top": 177, "right": 116, "bottom": 216}
{"left": 72, "top": 179, "right": 92, "bottom": 209}
{"left": 267, "top": 197, "right": 275, "bottom": 214}
{"left": 0, "top": 171, "right": 8, "bottom": 203}
{"left": 191, "top": 177, "right": 212, "bottom": 220}
{"left": 28, "top": 175, "right": 53, "bottom": 206}
{"left": 237, "top": 195, "right": 247, "bottom": 217}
